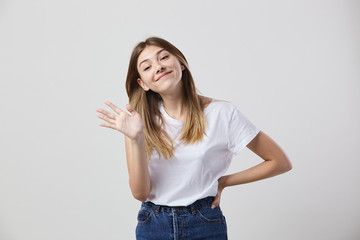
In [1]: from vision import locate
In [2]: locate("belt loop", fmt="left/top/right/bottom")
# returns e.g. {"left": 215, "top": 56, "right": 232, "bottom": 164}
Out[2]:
{"left": 153, "top": 204, "right": 161, "bottom": 215}
{"left": 190, "top": 203, "right": 197, "bottom": 215}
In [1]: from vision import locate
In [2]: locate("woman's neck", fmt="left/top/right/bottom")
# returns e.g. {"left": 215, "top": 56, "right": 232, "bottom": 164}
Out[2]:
{"left": 160, "top": 90, "right": 187, "bottom": 122}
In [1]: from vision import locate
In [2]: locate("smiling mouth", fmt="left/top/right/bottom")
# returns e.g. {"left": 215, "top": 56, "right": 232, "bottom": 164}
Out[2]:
{"left": 156, "top": 71, "right": 172, "bottom": 81}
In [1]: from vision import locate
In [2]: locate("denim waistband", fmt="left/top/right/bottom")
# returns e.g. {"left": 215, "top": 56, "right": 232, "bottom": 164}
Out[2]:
{"left": 142, "top": 196, "right": 215, "bottom": 214}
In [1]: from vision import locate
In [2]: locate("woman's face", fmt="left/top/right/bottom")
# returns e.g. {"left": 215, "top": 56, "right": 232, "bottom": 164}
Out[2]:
{"left": 136, "top": 45, "right": 185, "bottom": 95}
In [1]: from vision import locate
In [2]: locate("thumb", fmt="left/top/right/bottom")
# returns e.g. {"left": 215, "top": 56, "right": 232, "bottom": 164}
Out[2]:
{"left": 125, "top": 104, "right": 136, "bottom": 115}
{"left": 211, "top": 194, "right": 220, "bottom": 209}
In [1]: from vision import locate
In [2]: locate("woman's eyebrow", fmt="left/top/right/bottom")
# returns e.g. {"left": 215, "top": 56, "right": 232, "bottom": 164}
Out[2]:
{"left": 138, "top": 49, "right": 166, "bottom": 68}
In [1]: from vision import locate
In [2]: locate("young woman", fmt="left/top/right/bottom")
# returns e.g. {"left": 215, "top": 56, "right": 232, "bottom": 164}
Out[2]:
{"left": 96, "top": 37, "right": 292, "bottom": 240}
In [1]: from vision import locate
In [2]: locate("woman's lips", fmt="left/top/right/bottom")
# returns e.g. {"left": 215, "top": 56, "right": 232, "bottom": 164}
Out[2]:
{"left": 156, "top": 71, "right": 172, "bottom": 81}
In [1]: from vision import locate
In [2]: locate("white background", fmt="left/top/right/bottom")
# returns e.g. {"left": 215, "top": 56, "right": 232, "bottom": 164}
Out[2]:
{"left": 1, "top": 0, "right": 359, "bottom": 239}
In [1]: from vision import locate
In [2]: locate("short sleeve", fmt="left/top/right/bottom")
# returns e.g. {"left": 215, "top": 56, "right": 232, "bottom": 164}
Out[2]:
{"left": 227, "top": 105, "right": 260, "bottom": 155}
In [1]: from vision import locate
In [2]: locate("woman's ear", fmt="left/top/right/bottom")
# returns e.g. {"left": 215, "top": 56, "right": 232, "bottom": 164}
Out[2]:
{"left": 181, "top": 65, "right": 185, "bottom": 71}
{"left": 137, "top": 78, "right": 150, "bottom": 91}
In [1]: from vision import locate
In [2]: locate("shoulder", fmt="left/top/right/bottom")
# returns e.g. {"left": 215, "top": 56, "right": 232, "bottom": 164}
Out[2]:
{"left": 207, "top": 98, "right": 237, "bottom": 112}
{"left": 200, "top": 96, "right": 235, "bottom": 107}
{"left": 202, "top": 98, "right": 239, "bottom": 120}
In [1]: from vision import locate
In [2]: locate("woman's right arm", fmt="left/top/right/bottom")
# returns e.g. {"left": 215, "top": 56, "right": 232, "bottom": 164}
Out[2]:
{"left": 96, "top": 101, "right": 150, "bottom": 202}
{"left": 124, "top": 134, "right": 150, "bottom": 201}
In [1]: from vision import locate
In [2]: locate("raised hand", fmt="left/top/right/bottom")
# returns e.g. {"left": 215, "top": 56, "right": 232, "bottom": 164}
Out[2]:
{"left": 96, "top": 101, "right": 144, "bottom": 140}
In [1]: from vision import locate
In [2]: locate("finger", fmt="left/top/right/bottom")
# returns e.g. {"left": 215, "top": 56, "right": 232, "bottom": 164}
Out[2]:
{"left": 211, "top": 195, "right": 220, "bottom": 209}
{"left": 97, "top": 113, "right": 115, "bottom": 124}
{"left": 126, "top": 104, "right": 138, "bottom": 117}
{"left": 96, "top": 108, "right": 117, "bottom": 120}
{"left": 105, "top": 101, "right": 125, "bottom": 115}
{"left": 98, "top": 122, "right": 117, "bottom": 130}
{"left": 126, "top": 104, "right": 135, "bottom": 113}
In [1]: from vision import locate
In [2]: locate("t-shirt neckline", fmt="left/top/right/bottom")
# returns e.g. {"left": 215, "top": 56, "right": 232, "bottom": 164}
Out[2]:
{"left": 160, "top": 102, "right": 184, "bottom": 125}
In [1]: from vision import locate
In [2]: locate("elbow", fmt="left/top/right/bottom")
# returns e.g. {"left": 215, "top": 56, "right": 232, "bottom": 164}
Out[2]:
{"left": 131, "top": 187, "right": 150, "bottom": 202}
{"left": 287, "top": 160, "right": 293, "bottom": 171}
{"left": 270, "top": 156, "right": 292, "bottom": 175}
{"left": 129, "top": 180, "right": 151, "bottom": 202}
{"left": 280, "top": 157, "right": 292, "bottom": 173}
{"left": 133, "top": 193, "right": 148, "bottom": 202}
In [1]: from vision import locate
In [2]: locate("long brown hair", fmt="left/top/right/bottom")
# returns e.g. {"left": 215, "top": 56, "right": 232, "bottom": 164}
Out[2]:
{"left": 125, "top": 37, "right": 208, "bottom": 160}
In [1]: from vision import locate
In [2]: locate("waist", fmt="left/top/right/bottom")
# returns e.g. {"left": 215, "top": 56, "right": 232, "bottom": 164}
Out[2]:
{"left": 141, "top": 196, "right": 215, "bottom": 213}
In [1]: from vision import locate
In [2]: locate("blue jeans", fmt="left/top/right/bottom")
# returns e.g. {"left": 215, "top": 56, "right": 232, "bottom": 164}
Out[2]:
{"left": 136, "top": 196, "right": 228, "bottom": 240}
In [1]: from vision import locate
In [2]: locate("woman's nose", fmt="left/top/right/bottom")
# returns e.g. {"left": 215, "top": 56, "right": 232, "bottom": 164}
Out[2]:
{"left": 156, "top": 64, "right": 164, "bottom": 73}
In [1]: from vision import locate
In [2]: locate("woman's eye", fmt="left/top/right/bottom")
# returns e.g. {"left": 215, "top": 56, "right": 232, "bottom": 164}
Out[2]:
{"left": 161, "top": 55, "right": 169, "bottom": 60}
{"left": 144, "top": 66, "right": 150, "bottom": 71}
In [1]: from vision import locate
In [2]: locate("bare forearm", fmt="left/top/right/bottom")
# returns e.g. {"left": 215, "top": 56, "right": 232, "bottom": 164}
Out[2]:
{"left": 127, "top": 135, "right": 150, "bottom": 201}
{"left": 223, "top": 158, "right": 292, "bottom": 187}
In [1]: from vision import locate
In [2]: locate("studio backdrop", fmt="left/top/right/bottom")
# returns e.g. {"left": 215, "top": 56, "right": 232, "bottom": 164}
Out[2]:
{"left": 0, "top": 0, "right": 359, "bottom": 239}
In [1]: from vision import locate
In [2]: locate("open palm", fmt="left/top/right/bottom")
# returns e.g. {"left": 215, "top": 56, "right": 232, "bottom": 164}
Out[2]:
{"left": 96, "top": 101, "right": 144, "bottom": 140}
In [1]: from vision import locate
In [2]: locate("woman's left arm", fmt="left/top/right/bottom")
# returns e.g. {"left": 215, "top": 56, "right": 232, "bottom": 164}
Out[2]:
{"left": 211, "top": 130, "right": 292, "bottom": 208}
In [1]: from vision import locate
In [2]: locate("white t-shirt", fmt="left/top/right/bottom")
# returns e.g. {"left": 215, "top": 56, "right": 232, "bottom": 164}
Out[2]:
{"left": 146, "top": 100, "right": 260, "bottom": 206}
